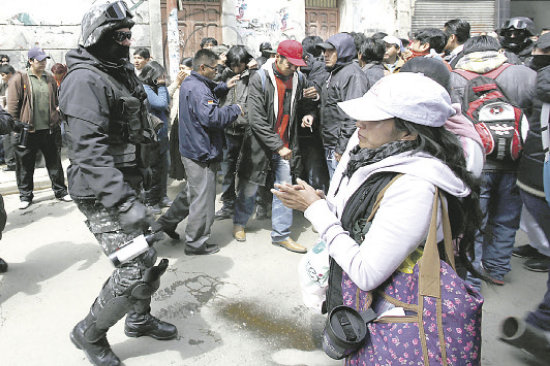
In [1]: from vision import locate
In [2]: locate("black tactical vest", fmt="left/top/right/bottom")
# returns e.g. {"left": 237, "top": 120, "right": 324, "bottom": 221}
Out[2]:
{"left": 61, "top": 64, "right": 156, "bottom": 169}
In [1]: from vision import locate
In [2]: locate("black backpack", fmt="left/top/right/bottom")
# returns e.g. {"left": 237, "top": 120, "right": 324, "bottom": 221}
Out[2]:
{"left": 454, "top": 63, "right": 524, "bottom": 162}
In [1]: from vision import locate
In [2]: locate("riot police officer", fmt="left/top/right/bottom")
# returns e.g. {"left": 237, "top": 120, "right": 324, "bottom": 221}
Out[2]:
{"left": 500, "top": 16, "right": 536, "bottom": 65}
{"left": 58, "top": 2, "right": 176, "bottom": 365}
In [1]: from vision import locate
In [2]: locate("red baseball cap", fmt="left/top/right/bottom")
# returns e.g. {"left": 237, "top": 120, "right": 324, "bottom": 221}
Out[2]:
{"left": 277, "top": 40, "right": 307, "bottom": 67}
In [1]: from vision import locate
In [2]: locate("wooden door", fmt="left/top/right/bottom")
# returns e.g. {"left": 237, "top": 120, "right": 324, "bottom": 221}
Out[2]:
{"left": 179, "top": 1, "right": 222, "bottom": 58}
{"left": 305, "top": 7, "right": 339, "bottom": 41}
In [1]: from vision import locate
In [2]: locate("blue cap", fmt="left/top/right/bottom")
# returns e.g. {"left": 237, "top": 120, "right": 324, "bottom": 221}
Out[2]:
{"left": 28, "top": 47, "right": 49, "bottom": 61}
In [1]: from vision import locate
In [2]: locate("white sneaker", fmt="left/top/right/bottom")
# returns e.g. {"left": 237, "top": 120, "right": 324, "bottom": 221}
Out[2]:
{"left": 58, "top": 195, "right": 73, "bottom": 202}
{"left": 18, "top": 201, "right": 31, "bottom": 210}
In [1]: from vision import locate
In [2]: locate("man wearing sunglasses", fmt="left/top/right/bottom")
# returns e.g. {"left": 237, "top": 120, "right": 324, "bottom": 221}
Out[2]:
{"left": 152, "top": 48, "right": 242, "bottom": 255}
{"left": 58, "top": 2, "right": 177, "bottom": 365}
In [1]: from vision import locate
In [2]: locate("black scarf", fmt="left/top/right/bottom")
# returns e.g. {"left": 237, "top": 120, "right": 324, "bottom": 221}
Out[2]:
{"left": 343, "top": 140, "right": 417, "bottom": 178}
{"left": 272, "top": 62, "right": 293, "bottom": 82}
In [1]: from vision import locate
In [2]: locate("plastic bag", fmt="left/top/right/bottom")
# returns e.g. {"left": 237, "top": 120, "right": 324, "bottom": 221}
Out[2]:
{"left": 298, "top": 238, "right": 329, "bottom": 311}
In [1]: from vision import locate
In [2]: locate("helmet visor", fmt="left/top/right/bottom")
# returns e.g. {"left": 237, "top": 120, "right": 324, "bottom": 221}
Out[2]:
{"left": 105, "top": 1, "right": 131, "bottom": 21}
{"left": 503, "top": 18, "right": 531, "bottom": 31}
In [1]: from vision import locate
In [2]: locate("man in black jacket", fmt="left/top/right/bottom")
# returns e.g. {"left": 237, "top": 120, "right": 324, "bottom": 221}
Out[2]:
{"left": 316, "top": 33, "right": 369, "bottom": 178}
{"left": 233, "top": 40, "right": 311, "bottom": 253}
{"left": 58, "top": 2, "right": 176, "bottom": 365}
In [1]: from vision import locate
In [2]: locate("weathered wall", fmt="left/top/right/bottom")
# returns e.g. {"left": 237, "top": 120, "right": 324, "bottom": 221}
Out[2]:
{"left": 339, "top": 0, "right": 414, "bottom": 38}
{"left": 0, "top": 0, "right": 154, "bottom": 71}
{"left": 222, "top": 0, "right": 306, "bottom": 58}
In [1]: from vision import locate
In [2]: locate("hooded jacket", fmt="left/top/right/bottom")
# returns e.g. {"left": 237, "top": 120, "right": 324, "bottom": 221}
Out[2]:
{"left": 320, "top": 34, "right": 369, "bottom": 155}
{"left": 305, "top": 133, "right": 470, "bottom": 291}
{"left": 517, "top": 65, "right": 550, "bottom": 196}
{"left": 59, "top": 46, "right": 149, "bottom": 207}
{"left": 450, "top": 51, "right": 536, "bottom": 172}
{"left": 237, "top": 58, "right": 311, "bottom": 186}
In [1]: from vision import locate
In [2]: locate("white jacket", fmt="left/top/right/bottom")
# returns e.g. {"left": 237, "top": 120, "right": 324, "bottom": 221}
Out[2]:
{"left": 304, "top": 135, "right": 470, "bottom": 291}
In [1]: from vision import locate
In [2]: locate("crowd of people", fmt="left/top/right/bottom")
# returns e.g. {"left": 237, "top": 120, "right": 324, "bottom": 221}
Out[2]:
{"left": 1, "top": 0, "right": 550, "bottom": 364}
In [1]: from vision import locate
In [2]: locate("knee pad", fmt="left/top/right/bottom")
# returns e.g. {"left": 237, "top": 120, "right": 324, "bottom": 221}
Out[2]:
{"left": 129, "top": 258, "right": 169, "bottom": 300}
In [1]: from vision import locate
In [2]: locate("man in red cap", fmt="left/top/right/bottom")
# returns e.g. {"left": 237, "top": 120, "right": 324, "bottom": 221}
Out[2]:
{"left": 232, "top": 40, "right": 313, "bottom": 253}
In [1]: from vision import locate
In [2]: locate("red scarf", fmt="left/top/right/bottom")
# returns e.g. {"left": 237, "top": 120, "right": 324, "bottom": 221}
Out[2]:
{"left": 274, "top": 64, "right": 293, "bottom": 148}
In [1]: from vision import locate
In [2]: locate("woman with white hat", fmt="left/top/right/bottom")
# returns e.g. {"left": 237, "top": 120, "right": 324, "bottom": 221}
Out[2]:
{"left": 272, "top": 72, "right": 484, "bottom": 364}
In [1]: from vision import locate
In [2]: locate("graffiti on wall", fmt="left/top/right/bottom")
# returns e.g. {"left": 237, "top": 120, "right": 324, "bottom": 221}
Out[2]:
{"left": 235, "top": 0, "right": 299, "bottom": 54}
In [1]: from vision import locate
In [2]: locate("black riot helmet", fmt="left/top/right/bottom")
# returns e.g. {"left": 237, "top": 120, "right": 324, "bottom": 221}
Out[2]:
{"left": 500, "top": 17, "right": 535, "bottom": 53}
{"left": 500, "top": 17, "right": 536, "bottom": 36}
{"left": 80, "top": 1, "right": 135, "bottom": 48}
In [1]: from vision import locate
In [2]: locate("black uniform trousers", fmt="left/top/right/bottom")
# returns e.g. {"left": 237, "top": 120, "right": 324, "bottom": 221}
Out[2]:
{"left": 15, "top": 128, "right": 67, "bottom": 202}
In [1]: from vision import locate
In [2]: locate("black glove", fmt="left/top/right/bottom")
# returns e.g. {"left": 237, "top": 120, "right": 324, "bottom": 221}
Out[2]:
{"left": 118, "top": 198, "right": 153, "bottom": 234}
{"left": 12, "top": 120, "right": 26, "bottom": 133}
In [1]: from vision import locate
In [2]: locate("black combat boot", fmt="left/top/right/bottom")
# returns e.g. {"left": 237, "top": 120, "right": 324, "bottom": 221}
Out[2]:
{"left": 70, "top": 320, "right": 121, "bottom": 366}
{"left": 124, "top": 311, "right": 177, "bottom": 340}
{"left": 0, "top": 258, "right": 8, "bottom": 273}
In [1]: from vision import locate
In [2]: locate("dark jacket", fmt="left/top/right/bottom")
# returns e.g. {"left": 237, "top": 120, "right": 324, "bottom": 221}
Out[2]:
{"left": 237, "top": 59, "right": 311, "bottom": 186}
{"left": 59, "top": 46, "right": 151, "bottom": 208}
{"left": 220, "top": 68, "right": 255, "bottom": 136}
{"left": 450, "top": 54, "right": 536, "bottom": 172}
{"left": 302, "top": 53, "right": 330, "bottom": 94}
{"left": 297, "top": 54, "right": 325, "bottom": 139}
{"left": 362, "top": 62, "right": 386, "bottom": 89}
{"left": 7, "top": 70, "right": 60, "bottom": 131}
{"left": 518, "top": 65, "right": 550, "bottom": 196}
{"left": 320, "top": 35, "right": 369, "bottom": 155}
{"left": 0, "top": 105, "right": 14, "bottom": 135}
{"left": 178, "top": 71, "right": 241, "bottom": 163}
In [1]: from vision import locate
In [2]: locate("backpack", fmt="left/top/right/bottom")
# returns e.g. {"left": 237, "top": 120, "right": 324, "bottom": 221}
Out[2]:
{"left": 454, "top": 63, "right": 524, "bottom": 162}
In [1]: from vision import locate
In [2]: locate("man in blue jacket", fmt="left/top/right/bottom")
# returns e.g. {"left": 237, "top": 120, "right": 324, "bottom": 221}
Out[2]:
{"left": 153, "top": 49, "right": 241, "bottom": 255}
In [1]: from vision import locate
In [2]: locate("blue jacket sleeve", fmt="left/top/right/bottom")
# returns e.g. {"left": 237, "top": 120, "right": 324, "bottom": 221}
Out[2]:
{"left": 214, "top": 82, "right": 230, "bottom": 99}
{"left": 194, "top": 89, "right": 241, "bottom": 130}
{"left": 144, "top": 85, "right": 169, "bottom": 112}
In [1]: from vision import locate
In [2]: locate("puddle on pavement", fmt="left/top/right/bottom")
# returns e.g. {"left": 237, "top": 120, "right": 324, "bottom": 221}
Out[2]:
{"left": 153, "top": 273, "right": 225, "bottom": 321}
{"left": 219, "top": 301, "right": 318, "bottom": 351}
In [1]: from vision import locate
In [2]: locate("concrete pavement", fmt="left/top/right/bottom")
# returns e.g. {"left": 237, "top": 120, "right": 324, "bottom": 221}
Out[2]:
{"left": 0, "top": 172, "right": 548, "bottom": 365}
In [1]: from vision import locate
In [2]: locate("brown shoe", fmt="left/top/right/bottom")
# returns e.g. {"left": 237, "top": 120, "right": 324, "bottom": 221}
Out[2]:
{"left": 233, "top": 225, "right": 246, "bottom": 242}
{"left": 272, "top": 238, "right": 307, "bottom": 254}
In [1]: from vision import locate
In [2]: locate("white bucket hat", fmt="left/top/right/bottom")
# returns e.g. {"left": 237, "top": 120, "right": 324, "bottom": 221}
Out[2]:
{"left": 337, "top": 73, "right": 455, "bottom": 128}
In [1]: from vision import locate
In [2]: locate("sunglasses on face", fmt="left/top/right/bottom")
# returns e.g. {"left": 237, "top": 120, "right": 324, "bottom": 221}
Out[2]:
{"left": 203, "top": 64, "right": 217, "bottom": 71}
{"left": 113, "top": 31, "right": 132, "bottom": 42}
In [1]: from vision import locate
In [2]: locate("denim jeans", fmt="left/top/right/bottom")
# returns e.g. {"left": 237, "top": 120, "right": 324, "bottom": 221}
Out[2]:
{"left": 325, "top": 147, "right": 338, "bottom": 180}
{"left": 468, "top": 172, "right": 522, "bottom": 288}
{"left": 233, "top": 153, "right": 293, "bottom": 242}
